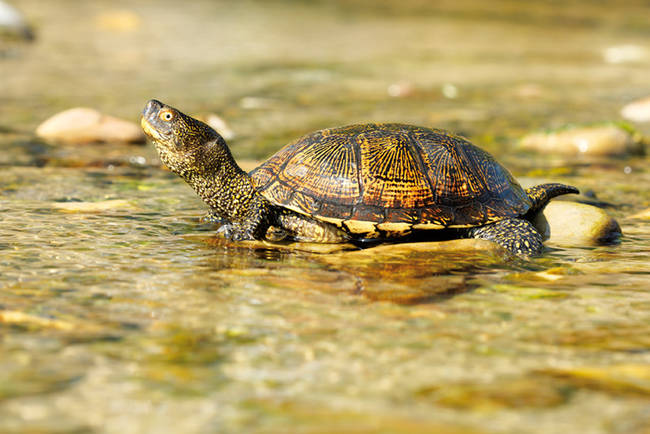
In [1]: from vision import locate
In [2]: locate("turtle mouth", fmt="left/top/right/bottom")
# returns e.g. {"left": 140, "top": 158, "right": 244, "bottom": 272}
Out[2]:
{"left": 140, "top": 116, "right": 169, "bottom": 141}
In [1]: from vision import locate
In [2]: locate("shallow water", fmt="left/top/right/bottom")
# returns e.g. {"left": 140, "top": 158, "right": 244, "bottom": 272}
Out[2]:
{"left": 1, "top": 1, "right": 649, "bottom": 433}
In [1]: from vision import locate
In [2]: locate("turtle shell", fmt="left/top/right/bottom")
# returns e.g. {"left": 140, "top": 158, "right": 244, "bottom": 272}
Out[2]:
{"left": 250, "top": 123, "right": 531, "bottom": 237}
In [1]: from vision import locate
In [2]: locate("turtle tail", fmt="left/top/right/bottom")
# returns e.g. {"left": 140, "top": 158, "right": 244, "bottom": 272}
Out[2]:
{"left": 525, "top": 183, "right": 579, "bottom": 215}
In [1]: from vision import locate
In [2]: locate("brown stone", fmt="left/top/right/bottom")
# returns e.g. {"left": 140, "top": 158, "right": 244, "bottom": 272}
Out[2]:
{"left": 36, "top": 108, "right": 145, "bottom": 144}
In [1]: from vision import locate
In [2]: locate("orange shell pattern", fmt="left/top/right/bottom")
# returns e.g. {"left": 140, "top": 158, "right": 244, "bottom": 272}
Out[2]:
{"left": 250, "top": 124, "right": 531, "bottom": 228}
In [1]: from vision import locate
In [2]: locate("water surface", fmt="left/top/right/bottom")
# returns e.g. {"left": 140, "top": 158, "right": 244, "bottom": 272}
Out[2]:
{"left": 1, "top": 1, "right": 649, "bottom": 433}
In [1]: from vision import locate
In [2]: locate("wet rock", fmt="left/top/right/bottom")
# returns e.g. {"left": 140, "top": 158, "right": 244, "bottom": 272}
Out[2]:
{"left": 323, "top": 239, "right": 506, "bottom": 279}
{"left": 36, "top": 108, "right": 145, "bottom": 144}
{"left": 533, "top": 201, "right": 621, "bottom": 245}
{"left": 51, "top": 199, "right": 137, "bottom": 213}
{"left": 346, "top": 238, "right": 503, "bottom": 257}
{"left": 621, "top": 96, "right": 650, "bottom": 123}
{"left": 194, "top": 113, "right": 235, "bottom": 140}
{"left": 205, "top": 236, "right": 505, "bottom": 260}
{"left": 519, "top": 124, "right": 645, "bottom": 157}
{"left": 0, "top": 1, "right": 33, "bottom": 40}
{"left": 629, "top": 207, "right": 650, "bottom": 220}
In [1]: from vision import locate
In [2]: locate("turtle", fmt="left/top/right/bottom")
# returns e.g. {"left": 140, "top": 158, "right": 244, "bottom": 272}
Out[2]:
{"left": 141, "top": 99, "right": 579, "bottom": 256}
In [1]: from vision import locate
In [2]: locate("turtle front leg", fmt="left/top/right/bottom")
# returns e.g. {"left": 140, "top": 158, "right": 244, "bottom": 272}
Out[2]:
{"left": 215, "top": 196, "right": 275, "bottom": 241}
{"left": 215, "top": 221, "right": 266, "bottom": 241}
{"left": 468, "top": 218, "right": 543, "bottom": 256}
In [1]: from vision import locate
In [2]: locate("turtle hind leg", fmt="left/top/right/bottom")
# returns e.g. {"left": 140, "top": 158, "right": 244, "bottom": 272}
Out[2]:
{"left": 214, "top": 197, "right": 275, "bottom": 241}
{"left": 468, "top": 218, "right": 543, "bottom": 256}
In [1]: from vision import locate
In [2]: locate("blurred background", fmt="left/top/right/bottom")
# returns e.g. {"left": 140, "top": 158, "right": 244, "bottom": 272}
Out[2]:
{"left": 3, "top": 0, "right": 649, "bottom": 160}
{"left": 1, "top": 1, "right": 650, "bottom": 433}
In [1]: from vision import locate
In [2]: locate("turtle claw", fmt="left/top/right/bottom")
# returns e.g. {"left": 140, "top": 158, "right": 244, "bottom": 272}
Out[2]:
{"left": 215, "top": 223, "right": 235, "bottom": 239}
{"left": 215, "top": 223, "right": 257, "bottom": 241}
{"left": 230, "top": 230, "right": 253, "bottom": 242}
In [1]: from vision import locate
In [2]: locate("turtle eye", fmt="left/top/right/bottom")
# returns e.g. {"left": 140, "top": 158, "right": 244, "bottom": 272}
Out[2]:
{"left": 159, "top": 110, "right": 174, "bottom": 122}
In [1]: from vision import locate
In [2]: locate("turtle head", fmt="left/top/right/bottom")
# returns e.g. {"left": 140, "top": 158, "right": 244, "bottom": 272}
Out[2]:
{"left": 141, "top": 99, "right": 228, "bottom": 178}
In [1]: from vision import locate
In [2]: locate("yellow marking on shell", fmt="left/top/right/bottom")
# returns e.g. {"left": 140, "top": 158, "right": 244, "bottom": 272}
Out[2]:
{"left": 411, "top": 222, "right": 447, "bottom": 230}
{"left": 358, "top": 133, "right": 433, "bottom": 208}
{"left": 315, "top": 215, "right": 344, "bottom": 227}
{"left": 376, "top": 222, "right": 412, "bottom": 232}
{"left": 342, "top": 219, "right": 377, "bottom": 234}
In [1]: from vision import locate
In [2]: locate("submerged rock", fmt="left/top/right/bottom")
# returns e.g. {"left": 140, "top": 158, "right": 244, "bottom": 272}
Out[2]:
{"left": 51, "top": 199, "right": 137, "bottom": 213}
{"left": 621, "top": 96, "right": 650, "bottom": 123}
{"left": 204, "top": 228, "right": 506, "bottom": 257}
{"left": 0, "top": 1, "right": 33, "bottom": 40}
{"left": 36, "top": 108, "right": 145, "bottom": 144}
{"left": 519, "top": 124, "right": 645, "bottom": 157}
{"left": 322, "top": 239, "right": 506, "bottom": 277}
{"left": 534, "top": 201, "right": 621, "bottom": 246}
{"left": 341, "top": 238, "right": 503, "bottom": 258}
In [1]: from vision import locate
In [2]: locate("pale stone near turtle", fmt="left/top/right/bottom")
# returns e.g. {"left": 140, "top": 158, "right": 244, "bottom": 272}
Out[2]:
{"left": 519, "top": 125, "right": 644, "bottom": 157}
{"left": 621, "top": 96, "right": 650, "bottom": 123}
{"left": 36, "top": 108, "right": 145, "bottom": 144}
{"left": 339, "top": 238, "right": 504, "bottom": 258}
{"left": 533, "top": 201, "right": 621, "bottom": 246}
